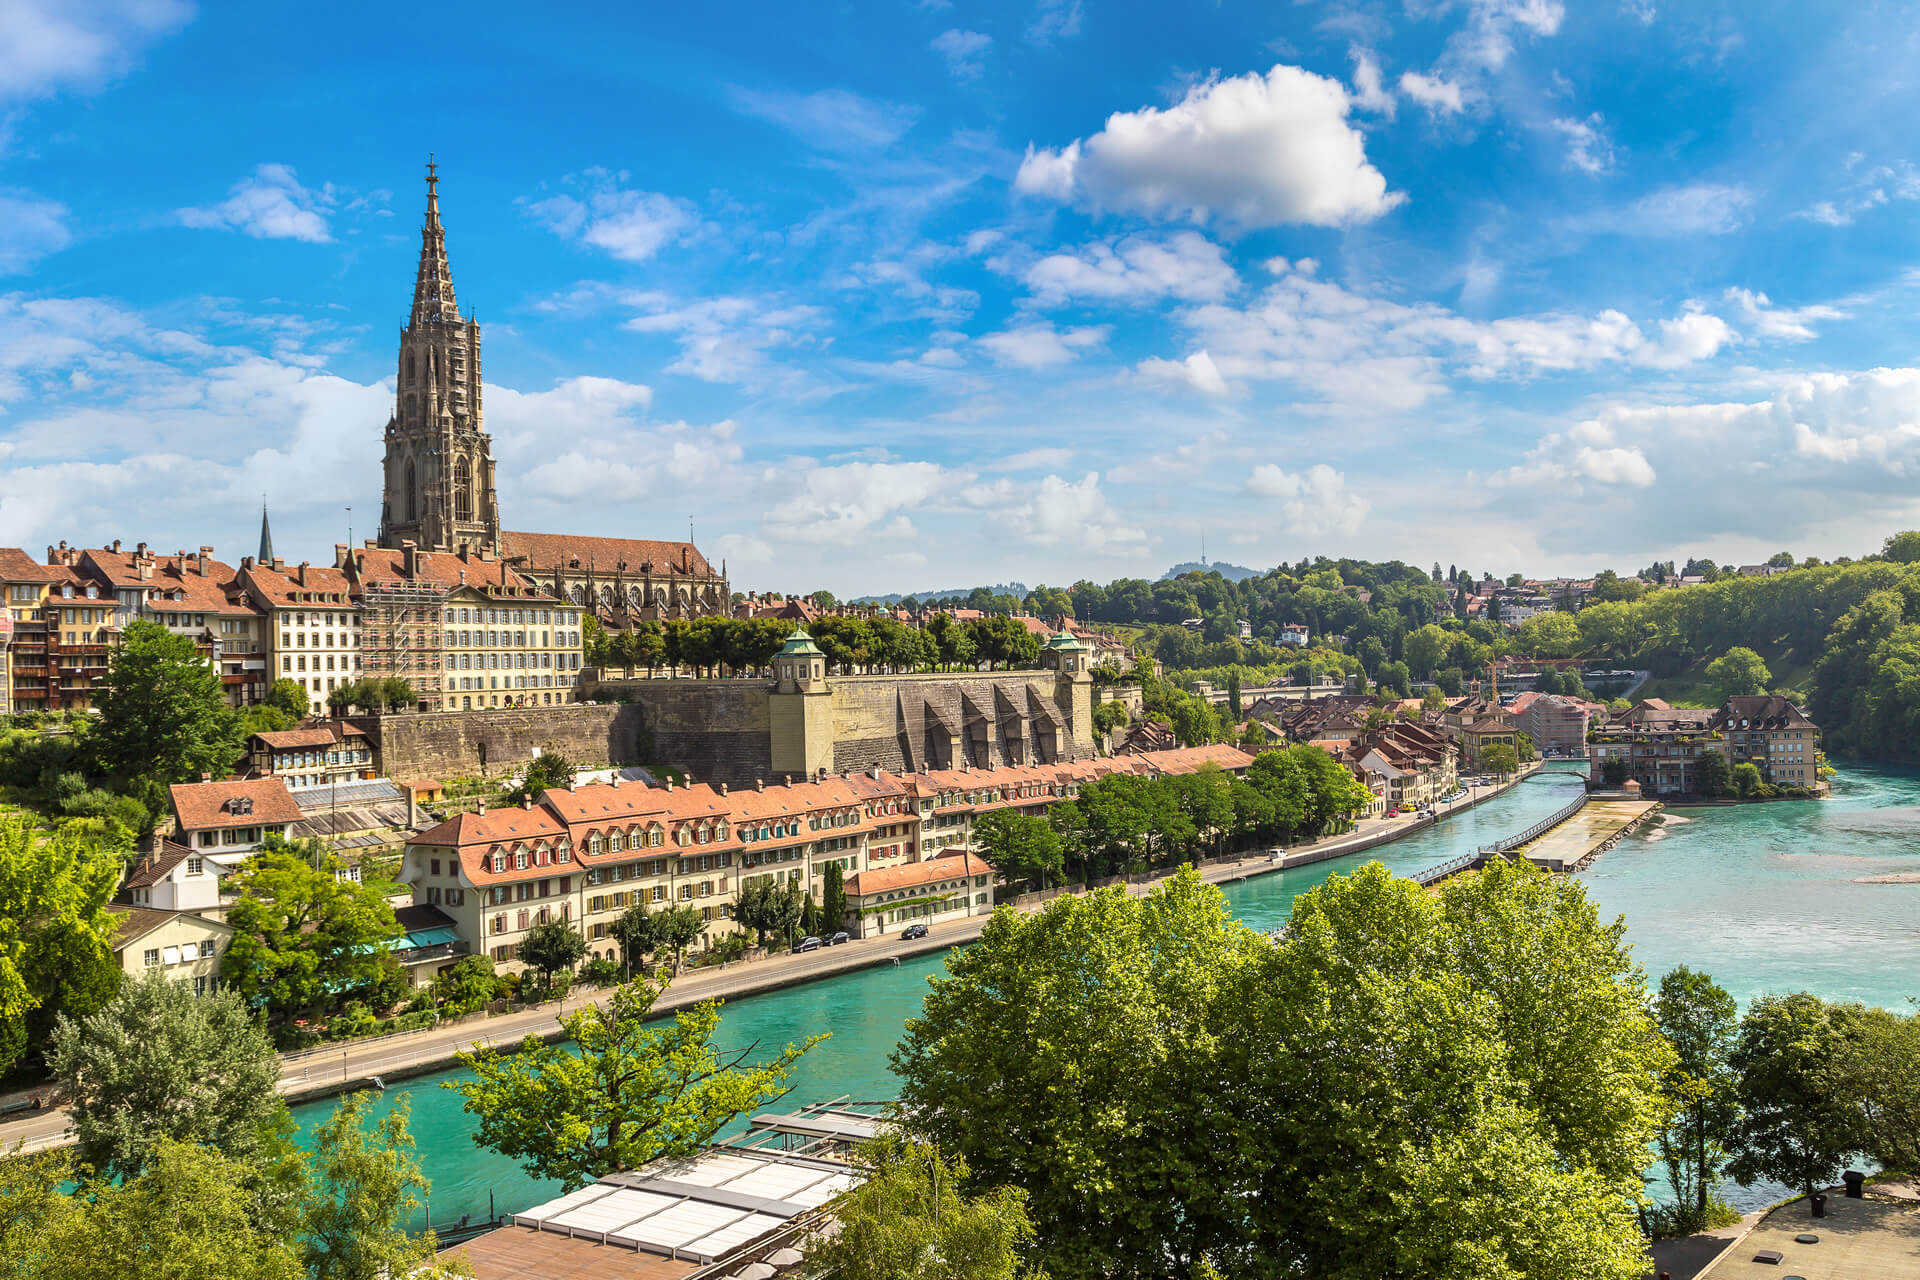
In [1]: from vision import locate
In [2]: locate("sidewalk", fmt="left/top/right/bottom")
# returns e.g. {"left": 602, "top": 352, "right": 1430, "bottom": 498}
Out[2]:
{"left": 0, "top": 765, "right": 1547, "bottom": 1155}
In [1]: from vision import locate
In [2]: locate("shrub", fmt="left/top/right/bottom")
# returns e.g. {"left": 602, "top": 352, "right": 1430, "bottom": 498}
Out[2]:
{"left": 580, "top": 956, "right": 624, "bottom": 986}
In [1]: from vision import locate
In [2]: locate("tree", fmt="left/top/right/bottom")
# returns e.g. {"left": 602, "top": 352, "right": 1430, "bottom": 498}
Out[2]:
{"left": 265, "top": 677, "right": 312, "bottom": 722}
{"left": 1881, "top": 530, "right": 1920, "bottom": 563}
{"left": 448, "top": 979, "right": 822, "bottom": 1190}
{"left": 1652, "top": 967, "right": 1740, "bottom": 1231}
{"left": 1091, "top": 698, "right": 1128, "bottom": 737}
{"left": 504, "top": 746, "right": 576, "bottom": 805}
{"left": 1695, "top": 750, "right": 1732, "bottom": 798}
{"left": 1732, "top": 760, "right": 1766, "bottom": 798}
{"left": 1404, "top": 624, "right": 1450, "bottom": 680}
{"left": 302, "top": 1092, "right": 445, "bottom": 1280}
{"left": 378, "top": 677, "right": 418, "bottom": 712}
{"left": 51, "top": 968, "right": 283, "bottom": 1182}
{"left": 1481, "top": 742, "right": 1518, "bottom": 777}
{"left": 220, "top": 842, "right": 404, "bottom": 1026}
{"left": 971, "top": 810, "right": 1063, "bottom": 891}
{"left": 732, "top": 878, "right": 801, "bottom": 948}
{"left": 608, "top": 902, "right": 656, "bottom": 976}
{"left": 1515, "top": 730, "right": 1537, "bottom": 763}
{"left": 893, "top": 869, "right": 1266, "bottom": 1280}
{"left": 1706, "top": 646, "right": 1771, "bottom": 702}
{"left": 18, "top": 1140, "right": 305, "bottom": 1280}
{"left": 518, "top": 918, "right": 587, "bottom": 997}
{"left": 805, "top": 1137, "right": 1039, "bottom": 1280}
{"left": 822, "top": 861, "right": 848, "bottom": 934}
{"left": 0, "top": 815, "right": 123, "bottom": 1074}
{"left": 1728, "top": 992, "right": 1862, "bottom": 1207}
{"left": 1601, "top": 756, "right": 1630, "bottom": 787}
{"left": 581, "top": 614, "right": 612, "bottom": 669}
{"left": 652, "top": 904, "right": 706, "bottom": 968}
{"left": 1836, "top": 1003, "right": 1920, "bottom": 1175}
{"left": 90, "top": 619, "right": 245, "bottom": 792}
{"left": 430, "top": 954, "right": 502, "bottom": 1016}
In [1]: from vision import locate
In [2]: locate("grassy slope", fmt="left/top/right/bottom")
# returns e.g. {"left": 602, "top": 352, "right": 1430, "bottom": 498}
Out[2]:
{"left": 1633, "top": 638, "right": 1815, "bottom": 708}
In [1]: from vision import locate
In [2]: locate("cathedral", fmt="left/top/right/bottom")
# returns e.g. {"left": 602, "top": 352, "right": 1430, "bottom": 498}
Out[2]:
{"left": 376, "top": 163, "right": 730, "bottom": 625}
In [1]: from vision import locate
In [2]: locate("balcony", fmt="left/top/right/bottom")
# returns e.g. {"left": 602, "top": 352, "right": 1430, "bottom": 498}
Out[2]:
{"left": 396, "top": 939, "right": 472, "bottom": 966}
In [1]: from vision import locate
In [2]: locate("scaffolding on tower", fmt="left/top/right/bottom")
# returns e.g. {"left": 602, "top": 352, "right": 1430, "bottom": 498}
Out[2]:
{"left": 358, "top": 578, "right": 449, "bottom": 712}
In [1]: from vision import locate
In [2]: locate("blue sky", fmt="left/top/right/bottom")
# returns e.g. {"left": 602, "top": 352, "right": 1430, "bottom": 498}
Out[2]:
{"left": 4, "top": 0, "right": 1920, "bottom": 594}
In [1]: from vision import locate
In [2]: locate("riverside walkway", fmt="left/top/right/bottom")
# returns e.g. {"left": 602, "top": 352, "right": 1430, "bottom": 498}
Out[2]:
{"left": 0, "top": 767, "right": 1555, "bottom": 1156}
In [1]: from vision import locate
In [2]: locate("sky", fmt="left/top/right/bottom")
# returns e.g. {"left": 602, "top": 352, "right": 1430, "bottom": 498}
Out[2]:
{"left": 3, "top": 0, "right": 1920, "bottom": 595}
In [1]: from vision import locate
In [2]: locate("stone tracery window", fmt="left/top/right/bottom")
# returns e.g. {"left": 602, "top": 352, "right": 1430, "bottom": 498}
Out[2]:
{"left": 454, "top": 456, "right": 473, "bottom": 523}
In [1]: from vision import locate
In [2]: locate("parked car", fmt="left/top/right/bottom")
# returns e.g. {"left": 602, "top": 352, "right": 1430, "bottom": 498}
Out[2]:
{"left": 900, "top": 923, "right": 930, "bottom": 941}
{"left": 828, "top": 931, "right": 851, "bottom": 946}
{"left": 792, "top": 936, "right": 822, "bottom": 953}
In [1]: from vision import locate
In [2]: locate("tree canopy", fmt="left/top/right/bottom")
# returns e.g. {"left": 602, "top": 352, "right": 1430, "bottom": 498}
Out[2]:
{"left": 447, "top": 979, "right": 823, "bottom": 1190}
{"left": 0, "top": 814, "right": 123, "bottom": 1074}
{"left": 894, "top": 861, "right": 1667, "bottom": 1280}
{"left": 90, "top": 619, "right": 245, "bottom": 796}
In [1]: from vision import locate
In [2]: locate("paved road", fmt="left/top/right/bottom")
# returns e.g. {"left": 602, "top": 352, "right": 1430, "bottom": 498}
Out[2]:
{"left": 0, "top": 767, "right": 1543, "bottom": 1155}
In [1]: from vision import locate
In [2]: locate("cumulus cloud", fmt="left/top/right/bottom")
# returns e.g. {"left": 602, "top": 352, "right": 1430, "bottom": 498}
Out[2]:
{"left": 1398, "top": 71, "right": 1464, "bottom": 114}
{"left": 1014, "top": 64, "right": 1404, "bottom": 229}
{"left": 0, "top": 193, "right": 71, "bottom": 273}
{"left": 1349, "top": 48, "right": 1396, "bottom": 117}
{"left": 763, "top": 461, "right": 950, "bottom": 545}
{"left": 0, "top": 0, "right": 192, "bottom": 100}
{"left": 962, "top": 471, "right": 1147, "bottom": 551}
{"left": 1138, "top": 350, "right": 1230, "bottom": 396}
{"left": 989, "top": 447, "right": 1077, "bottom": 471}
{"left": 977, "top": 321, "right": 1109, "bottom": 369}
{"left": 527, "top": 169, "right": 701, "bottom": 263}
{"left": 178, "top": 164, "right": 336, "bottom": 242}
{"left": 1244, "top": 462, "right": 1371, "bottom": 534}
{"left": 931, "top": 29, "right": 990, "bottom": 79}
{"left": 1018, "top": 232, "right": 1238, "bottom": 307}
{"left": 1171, "top": 259, "right": 1736, "bottom": 412}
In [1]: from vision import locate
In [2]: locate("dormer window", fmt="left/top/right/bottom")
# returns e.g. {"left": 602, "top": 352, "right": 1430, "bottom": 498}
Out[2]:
{"left": 491, "top": 854, "right": 505, "bottom": 873}
{"left": 715, "top": 821, "right": 728, "bottom": 840}
{"left": 514, "top": 850, "right": 528, "bottom": 870}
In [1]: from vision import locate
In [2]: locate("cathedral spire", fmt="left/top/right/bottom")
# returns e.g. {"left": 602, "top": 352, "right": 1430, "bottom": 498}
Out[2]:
{"left": 410, "top": 154, "right": 459, "bottom": 327}
{"left": 258, "top": 500, "right": 274, "bottom": 563}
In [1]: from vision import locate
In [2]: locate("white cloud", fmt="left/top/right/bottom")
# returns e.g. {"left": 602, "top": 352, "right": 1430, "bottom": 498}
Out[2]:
{"left": 527, "top": 169, "right": 701, "bottom": 263}
{"left": 1018, "top": 232, "right": 1238, "bottom": 307}
{"left": 765, "top": 460, "right": 952, "bottom": 545}
{"left": 1244, "top": 463, "right": 1371, "bottom": 535}
{"left": 1723, "top": 288, "right": 1846, "bottom": 343}
{"left": 616, "top": 291, "right": 826, "bottom": 387}
{"left": 977, "top": 321, "right": 1109, "bottom": 369}
{"left": 1349, "top": 48, "right": 1396, "bottom": 117}
{"left": 1026, "top": 0, "right": 1083, "bottom": 44}
{"left": 931, "top": 29, "right": 990, "bottom": 80}
{"left": 729, "top": 86, "right": 919, "bottom": 152}
{"left": 0, "top": 0, "right": 191, "bottom": 101}
{"left": 1550, "top": 114, "right": 1615, "bottom": 175}
{"left": 1791, "top": 160, "right": 1920, "bottom": 227}
{"left": 1640, "top": 309, "right": 1733, "bottom": 368}
{"left": 1398, "top": 71, "right": 1464, "bottom": 114}
{"left": 177, "top": 164, "right": 335, "bottom": 242}
{"left": 0, "top": 193, "right": 71, "bottom": 273}
{"left": 962, "top": 471, "right": 1148, "bottom": 552}
{"left": 1138, "top": 350, "right": 1230, "bottom": 396}
{"left": 1612, "top": 182, "right": 1753, "bottom": 236}
{"left": 1014, "top": 64, "right": 1404, "bottom": 229}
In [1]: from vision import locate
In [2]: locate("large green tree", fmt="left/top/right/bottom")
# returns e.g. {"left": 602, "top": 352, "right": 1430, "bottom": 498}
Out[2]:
{"left": 970, "top": 810, "right": 1064, "bottom": 890}
{"left": 447, "top": 979, "right": 822, "bottom": 1190}
{"left": 1706, "top": 646, "right": 1772, "bottom": 701}
{"left": 90, "top": 619, "right": 245, "bottom": 792}
{"left": 0, "top": 815, "right": 123, "bottom": 1074}
{"left": 220, "top": 843, "right": 403, "bottom": 1026}
{"left": 265, "top": 677, "right": 312, "bottom": 722}
{"left": 1651, "top": 966, "right": 1741, "bottom": 1230}
{"left": 894, "top": 869, "right": 1267, "bottom": 1279}
{"left": 302, "top": 1092, "right": 447, "bottom": 1280}
{"left": 608, "top": 902, "right": 656, "bottom": 975}
{"left": 1837, "top": 1002, "right": 1920, "bottom": 1174}
{"left": 805, "top": 1137, "right": 1039, "bottom": 1280}
{"left": 51, "top": 968, "right": 284, "bottom": 1182}
{"left": 517, "top": 917, "right": 586, "bottom": 997}
{"left": 1728, "top": 991, "right": 1861, "bottom": 1206}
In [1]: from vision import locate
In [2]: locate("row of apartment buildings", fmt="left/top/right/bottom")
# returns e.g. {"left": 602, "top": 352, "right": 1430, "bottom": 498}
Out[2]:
{"left": 402, "top": 743, "right": 1254, "bottom": 975}
{"left": 0, "top": 538, "right": 587, "bottom": 716}
{"left": 1586, "top": 695, "right": 1822, "bottom": 794}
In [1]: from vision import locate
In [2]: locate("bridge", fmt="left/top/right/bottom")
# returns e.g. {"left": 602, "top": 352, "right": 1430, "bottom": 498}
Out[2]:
{"left": 1414, "top": 785, "right": 1659, "bottom": 883}
{"left": 1194, "top": 680, "right": 1349, "bottom": 708}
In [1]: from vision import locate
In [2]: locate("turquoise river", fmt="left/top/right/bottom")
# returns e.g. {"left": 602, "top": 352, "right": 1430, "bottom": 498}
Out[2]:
{"left": 292, "top": 762, "right": 1920, "bottom": 1225}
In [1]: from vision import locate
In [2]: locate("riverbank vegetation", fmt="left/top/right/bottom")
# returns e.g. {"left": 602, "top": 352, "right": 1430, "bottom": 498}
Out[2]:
{"left": 891, "top": 862, "right": 1920, "bottom": 1275}
{"left": 971, "top": 749, "right": 1375, "bottom": 888}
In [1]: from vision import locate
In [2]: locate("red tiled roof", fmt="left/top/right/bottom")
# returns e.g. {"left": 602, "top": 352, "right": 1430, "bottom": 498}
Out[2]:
{"left": 499, "top": 531, "right": 716, "bottom": 578}
{"left": 109, "top": 904, "right": 233, "bottom": 949}
{"left": 845, "top": 852, "right": 993, "bottom": 897}
{"left": 0, "top": 548, "right": 55, "bottom": 583}
{"left": 168, "top": 777, "right": 303, "bottom": 830}
{"left": 239, "top": 561, "right": 356, "bottom": 607}
{"left": 123, "top": 840, "right": 196, "bottom": 888}
{"left": 252, "top": 728, "right": 341, "bottom": 750}
{"left": 348, "top": 545, "right": 551, "bottom": 596}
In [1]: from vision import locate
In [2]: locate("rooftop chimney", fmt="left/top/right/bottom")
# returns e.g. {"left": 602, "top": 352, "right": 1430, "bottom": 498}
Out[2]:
{"left": 756, "top": 778, "right": 766, "bottom": 791}
{"left": 197, "top": 547, "right": 211, "bottom": 576}
{"left": 718, "top": 781, "right": 728, "bottom": 795}
{"left": 868, "top": 763, "right": 881, "bottom": 779}
{"left": 296, "top": 562, "right": 309, "bottom": 587}
{"left": 111, "top": 539, "right": 121, "bottom": 553}
{"left": 664, "top": 776, "right": 675, "bottom": 792}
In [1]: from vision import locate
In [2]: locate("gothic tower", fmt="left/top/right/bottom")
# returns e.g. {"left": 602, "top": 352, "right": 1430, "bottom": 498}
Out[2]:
{"left": 378, "top": 159, "right": 500, "bottom": 555}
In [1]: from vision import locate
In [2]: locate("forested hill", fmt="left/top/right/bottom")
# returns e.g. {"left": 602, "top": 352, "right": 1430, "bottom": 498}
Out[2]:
{"left": 1161, "top": 561, "right": 1263, "bottom": 582}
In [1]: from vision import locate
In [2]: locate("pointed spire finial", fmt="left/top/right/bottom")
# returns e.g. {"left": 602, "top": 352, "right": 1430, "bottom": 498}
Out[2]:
{"left": 258, "top": 498, "right": 275, "bottom": 564}
{"left": 411, "top": 155, "right": 457, "bottom": 326}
